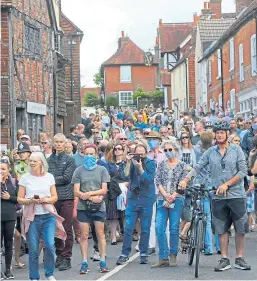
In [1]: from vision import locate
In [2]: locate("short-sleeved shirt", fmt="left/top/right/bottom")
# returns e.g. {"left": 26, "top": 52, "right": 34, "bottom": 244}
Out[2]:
{"left": 71, "top": 165, "right": 110, "bottom": 212}
{"left": 19, "top": 173, "right": 55, "bottom": 215}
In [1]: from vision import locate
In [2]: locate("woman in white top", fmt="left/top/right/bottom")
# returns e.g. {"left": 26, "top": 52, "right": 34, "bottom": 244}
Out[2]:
{"left": 18, "top": 152, "right": 58, "bottom": 281}
{"left": 179, "top": 132, "right": 196, "bottom": 169}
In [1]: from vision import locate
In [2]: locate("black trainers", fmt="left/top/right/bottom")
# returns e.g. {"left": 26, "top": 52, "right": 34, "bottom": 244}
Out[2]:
{"left": 116, "top": 256, "right": 129, "bottom": 265}
{"left": 55, "top": 256, "right": 63, "bottom": 268}
{"left": 4, "top": 269, "right": 14, "bottom": 280}
{"left": 140, "top": 256, "right": 148, "bottom": 264}
{"left": 234, "top": 257, "right": 251, "bottom": 270}
{"left": 214, "top": 258, "right": 231, "bottom": 271}
{"left": 58, "top": 258, "right": 71, "bottom": 271}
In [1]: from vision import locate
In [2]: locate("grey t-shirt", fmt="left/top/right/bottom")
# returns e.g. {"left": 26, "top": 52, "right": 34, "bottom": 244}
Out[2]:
{"left": 71, "top": 165, "right": 110, "bottom": 212}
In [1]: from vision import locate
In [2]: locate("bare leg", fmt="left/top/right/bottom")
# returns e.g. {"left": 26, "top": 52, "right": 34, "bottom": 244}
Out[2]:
{"left": 235, "top": 233, "right": 245, "bottom": 258}
{"left": 219, "top": 232, "right": 229, "bottom": 258}
{"left": 79, "top": 222, "right": 89, "bottom": 260}
{"left": 110, "top": 219, "right": 118, "bottom": 243}
{"left": 180, "top": 221, "right": 191, "bottom": 237}
{"left": 14, "top": 230, "right": 22, "bottom": 265}
{"left": 94, "top": 221, "right": 106, "bottom": 260}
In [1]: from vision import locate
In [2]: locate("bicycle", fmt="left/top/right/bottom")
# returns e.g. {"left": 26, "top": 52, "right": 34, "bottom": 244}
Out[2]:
{"left": 180, "top": 183, "right": 216, "bottom": 278}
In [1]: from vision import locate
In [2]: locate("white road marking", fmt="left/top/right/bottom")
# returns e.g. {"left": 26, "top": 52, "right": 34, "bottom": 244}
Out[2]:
{"left": 96, "top": 252, "right": 140, "bottom": 281}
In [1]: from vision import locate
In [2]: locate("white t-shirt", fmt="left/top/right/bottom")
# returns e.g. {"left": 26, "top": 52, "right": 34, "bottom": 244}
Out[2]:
{"left": 19, "top": 173, "right": 55, "bottom": 215}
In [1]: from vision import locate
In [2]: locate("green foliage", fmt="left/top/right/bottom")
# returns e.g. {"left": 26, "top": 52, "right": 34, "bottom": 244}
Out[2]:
{"left": 105, "top": 95, "right": 119, "bottom": 107}
{"left": 93, "top": 68, "right": 104, "bottom": 87}
{"left": 84, "top": 92, "right": 100, "bottom": 107}
{"left": 133, "top": 86, "right": 164, "bottom": 103}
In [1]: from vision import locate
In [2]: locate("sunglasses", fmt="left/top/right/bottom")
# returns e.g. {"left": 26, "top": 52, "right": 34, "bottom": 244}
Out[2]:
{"left": 143, "top": 132, "right": 150, "bottom": 135}
{"left": 114, "top": 147, "right": 123, "bottom": 151}
{"left": 41, "top": 142, "right": 47, "bottom": 145}
{"left": 119, "top": 138, "right": 127, "bottom": 141}
{"left": 0, "top": 159, "right": 9, "bottom": 164}
{"left": 164, "top": 148, "right": 173, "bottom": 152}
{"left": 181, "top": 136, "right": 189, "bottom": 140}
{"left": 246, "top": 122, "right": 252, "bottom": 124}
{"left": 168, "top": 128, "right": 172, "bottom": 130}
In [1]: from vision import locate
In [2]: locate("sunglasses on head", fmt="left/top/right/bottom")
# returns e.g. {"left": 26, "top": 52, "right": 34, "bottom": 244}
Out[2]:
{"left": 164, "top": 148, "right": 173, "bottom": 152}
{"left": 119, "top": 138, "right": 127, "bottom": 141}
{"left": 114, "top": 147, "right": 123, "bottom": 151}
{"left": 0, "top": 159, "right": 9, "bottom": 164}
{"left": 181, "top": 136, "right": 189, "bottom": 140}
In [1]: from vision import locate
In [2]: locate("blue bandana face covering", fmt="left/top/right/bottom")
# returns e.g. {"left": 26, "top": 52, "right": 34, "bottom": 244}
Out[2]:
{"left": 84, "top": 155, "right": 97, "bottom": 170}
{"left": 165, "top": 151, "right": 174, "bottom": 159}
{"left": 148, "top": 139, "right": 159, "bottom": 150}
{"left": 252, "top": 124, "right": 257, "bottom": 131}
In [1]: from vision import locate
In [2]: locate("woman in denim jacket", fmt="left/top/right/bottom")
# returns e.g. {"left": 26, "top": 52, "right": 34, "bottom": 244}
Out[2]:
{"left": 152, "top": 140, "right": 188, "bottom": 268}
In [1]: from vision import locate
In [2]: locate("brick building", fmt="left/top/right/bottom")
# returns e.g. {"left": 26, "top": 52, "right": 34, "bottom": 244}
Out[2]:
{"left": 200, "top": 0, "right": 257, "bottom": 118}
{"left": 1, "top": 0, "right": 56, "bottom": 148}
{"left": 60, "top": 13, "right": 83, "bottom": 135}
{"left": 102, "top": 32, "right": 158, "bottom": 107}
{"left": 81, "top": 87, "right": 101, "bottom": 106}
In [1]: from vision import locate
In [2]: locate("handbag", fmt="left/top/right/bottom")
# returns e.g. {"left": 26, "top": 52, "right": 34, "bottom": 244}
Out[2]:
{"left": 81, "top": 200, "right": 101, "bottom": 212}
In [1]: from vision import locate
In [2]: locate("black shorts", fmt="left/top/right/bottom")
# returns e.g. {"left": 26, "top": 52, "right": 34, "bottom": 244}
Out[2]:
{"left": 212, "top": 198, "right": 248, "bottom": 235}
{"left": 77, "top": 210, "right": 106, "bottom": 224}
{"left": 16, "top": 217, "right": 21, "bottom": 233}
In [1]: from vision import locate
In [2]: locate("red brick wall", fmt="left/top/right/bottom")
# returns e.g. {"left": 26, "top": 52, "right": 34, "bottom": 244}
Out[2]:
{"left": 104, "top": 65, "right": 158, "bottom": 94}
{"left": 207, "top": 19, "right": 257, "bottom": 113}
{"left": 188, "top": 54, "right": 196, "bottom": 108}
{"left": 81, "top": 87, "right": 101, "bottom": 105}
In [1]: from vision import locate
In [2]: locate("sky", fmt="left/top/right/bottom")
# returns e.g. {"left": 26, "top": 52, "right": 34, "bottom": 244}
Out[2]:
{"left": 61, "top": 0, "right": 235, "bottom": 87}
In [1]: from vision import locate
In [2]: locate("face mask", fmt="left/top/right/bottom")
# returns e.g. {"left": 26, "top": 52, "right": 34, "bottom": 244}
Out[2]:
{"left": 252, "top": 124, "right": 257, "bottom": 131}
{"left": 148, "top": 139, "right": 159, "bottom": 150}
{"left": 165, "top": 151, "right": 174, "bottom": 159}
{"left": 84, "top": 155, "right": 97, "bottom": 170}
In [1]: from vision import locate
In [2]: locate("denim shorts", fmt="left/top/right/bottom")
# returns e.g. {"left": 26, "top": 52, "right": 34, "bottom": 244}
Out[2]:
{"left": 181, "top": 194, "right": 192, "bottom": 222}
{"left": 77, "top": 210, "right": 106, "bottom": 224}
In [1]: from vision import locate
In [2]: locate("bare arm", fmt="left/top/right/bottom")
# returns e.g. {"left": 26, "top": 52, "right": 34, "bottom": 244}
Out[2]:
{"left": 40, "top": 185, "right": 58, "bottom": 204}
{"left": 251, "top": 158, "right": 257, "bottom": 175}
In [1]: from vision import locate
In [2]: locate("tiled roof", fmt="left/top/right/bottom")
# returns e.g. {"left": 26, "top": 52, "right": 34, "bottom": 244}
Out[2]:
{"left": 159, "top": 22, "right": 193, "bottom": 53}
{"left": 102, "top": 37, "right": 158, "bottom": 65}
{"left": 198, "top": 18, "right": 235, "bottom": 45}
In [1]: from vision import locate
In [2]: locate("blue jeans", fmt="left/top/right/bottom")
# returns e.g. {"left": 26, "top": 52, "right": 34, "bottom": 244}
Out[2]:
{"left": 121, "top": 203, "right": 153, "bottom": 257}
{"left": 201, "top": 198, "right": 213, "bottom": 253}
{"left": 156, "top": 197, "right": 184, "bottom": 259}
{"left": 26, "top": 214, "right": 56, "bottom": 280}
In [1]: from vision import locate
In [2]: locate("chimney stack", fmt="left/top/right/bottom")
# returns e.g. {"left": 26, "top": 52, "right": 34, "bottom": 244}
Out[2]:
{"left": 201, "top": 1, "right": 211, "bottom": 15}
{"left": 236, "top": 0, "right": 252, "bottom": 16}
{"left": 210, "top": 0, "right": 222, "bottom": 19}
{"left": 159, "top": 19, "right": 163, "bottom": 25}
{"left": 193, "top": 12, "right": 198, "bottom": 26}
{"left": 121, "top": 31, "right": 125, "bottom": 38}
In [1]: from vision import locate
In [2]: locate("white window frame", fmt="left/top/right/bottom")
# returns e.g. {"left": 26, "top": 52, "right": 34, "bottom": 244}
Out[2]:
{"left": 239, "top": 44, "right": 244, "bottom": 82}
{"left": 217, "top": 49, "right": 221, "bottom": 79}
{"left": 229, "top": 38, "right": 234, "bottom": 71}
{"left": 119, "top": 91, "right": 133, "bottom": 106}
{"left": 208, "top": 59, "right": 212, "bottom": 85}
{"left": 251, "top": 34, "right": 257, "bottom": 76}
{"left": 218, "top": 93, "right": 222, "bottom": 107}
{"left": 230, "top": 89, "right": 236, "bottom": 113}
{"left": 120, "top": 65, "right": 131, "bottom": 83}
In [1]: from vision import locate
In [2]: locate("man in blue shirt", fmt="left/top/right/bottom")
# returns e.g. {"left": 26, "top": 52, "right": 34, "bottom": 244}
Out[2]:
{"left": 136, "top": 114, "right": 147, "bottom": 130}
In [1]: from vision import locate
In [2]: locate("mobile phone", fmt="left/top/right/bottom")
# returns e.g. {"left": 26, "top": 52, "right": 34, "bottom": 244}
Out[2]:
{"left": 34, "top": 195, "right": 40, "bottom": 199}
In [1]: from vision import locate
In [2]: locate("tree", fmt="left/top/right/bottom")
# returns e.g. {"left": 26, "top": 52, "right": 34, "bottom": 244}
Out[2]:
{"left": 105, "top": 95, "right": 118, "bottom": 107}
{"left": 84, "top": 92, "right": 100, "bottom": 107}
{"left": 93, "top": 68, "right": 104, "bottom": 87}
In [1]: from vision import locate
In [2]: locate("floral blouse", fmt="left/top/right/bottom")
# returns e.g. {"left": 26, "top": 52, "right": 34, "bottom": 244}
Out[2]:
{"left": 155, "top": 160, "right": 188, "bottom": 200}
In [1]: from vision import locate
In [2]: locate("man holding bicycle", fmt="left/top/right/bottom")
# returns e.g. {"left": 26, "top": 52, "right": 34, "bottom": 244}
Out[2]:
{"left": 180, "top": 120, "right": 250, "bottom": 272}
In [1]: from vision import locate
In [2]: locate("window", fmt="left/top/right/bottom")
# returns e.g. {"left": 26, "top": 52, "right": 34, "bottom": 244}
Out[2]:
{"left": 24, "top": 23, "right": 41, "bottom": 56}
{"left": 239, "top": 44, "right": 244, "bottom": 82}
{"left": 120, "top": 66, "right": 131, "bottom": 83}
{"left": 119, "top": 91, "right": 133, "bottom": 106}
{"left": 28, "top": 114, "right": 44, "bottom": 144}
{"left": 251, "top": 34, "right": 257, "bottom": 76}
{"left": 229, "top": 38, "right": 234, "bottom": 71}
{"left": 230, "top": 89, "right": 236, "bottom": 113}
{"left": 217, "top": 49, "right": 221, "bottom": 78}
{"left": 218, "top": 93, "right": 222, "bottom": 107}
{"left": 240, "top": 103, "right": 243, "bottom": 112}
{"left": 208, "top": 59, "right": 212, "bottom": 85}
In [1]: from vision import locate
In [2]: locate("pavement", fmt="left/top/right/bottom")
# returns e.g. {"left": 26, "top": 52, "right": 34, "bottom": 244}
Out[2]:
{"left": 5, "top": 231, "right": 257, "bottom": 280}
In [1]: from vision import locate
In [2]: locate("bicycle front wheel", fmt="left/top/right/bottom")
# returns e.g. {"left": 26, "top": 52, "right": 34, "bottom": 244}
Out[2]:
{"left": 188, "top": 219, "right": 196, "bottom": 266}
{"left": 195, "top": 219, "right": 204, "bottom": 278}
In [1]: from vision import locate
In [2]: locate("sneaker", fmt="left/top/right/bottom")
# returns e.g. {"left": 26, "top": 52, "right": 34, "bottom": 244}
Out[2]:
{"left": 116, "top": 256, "right": 129, "bottom": 265}
{"left": 1, "top": 273, "right": 5, "bottom": 280}
{"left": 99, "top": 261, "right": 109, "bottom": 273}
{"left": 55, "top": 256, "right": 63, "bottom": 268}
{"left": 214, "top": 258, "right": 231, "bottom": 271}
{"left": 139, "top": 256, "right": 148, "bottom": 264}
{"left": 91, "top": 250, "right": 100, "bottom": 262}
{"left": 80, "top": 262, "right": 89, "bottom": 274}
{"left": 147, "top": 248, "right": 155, "bottom": 256}
{"left": 58, "top": 258, "right": 71, "bottom": 271}
{"left": 46, "top": 276, "right": 56, "bottom": 281}
{"left": 4, "top": 269, "right": 14, "bottom": 280}
{"left": 169, "top": 254, "right": 177, "bottom": 267}
{"left": 234, "top": 257, "right": 251, "bottom": 270}
{"left": 151, "top": 259, "right": 169, "bottom": 268}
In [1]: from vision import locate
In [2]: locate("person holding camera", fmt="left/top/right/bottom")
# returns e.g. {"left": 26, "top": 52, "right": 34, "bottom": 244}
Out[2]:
{"left": 116, "top": 144, "right": 156, "bottom": 265}
{"left": 18, "top": 152, "right": 64, "bottom": 281}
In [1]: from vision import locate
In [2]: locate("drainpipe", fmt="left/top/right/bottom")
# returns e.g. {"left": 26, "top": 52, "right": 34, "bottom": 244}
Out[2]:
{"left": 220, "top": 47, "right": 225, "bottom": 111}
{"left": 69, "top": 36, "right": 74, "bottom": 101}
{"left": 185, "top": 58, "right": 189, "bottom": 110}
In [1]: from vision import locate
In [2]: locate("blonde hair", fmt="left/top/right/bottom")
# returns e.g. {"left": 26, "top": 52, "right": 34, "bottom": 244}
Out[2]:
{"left": 29, "top": 152, "right": 49, "bottom": 174}
{"left": 54, "top": 133, "right": 66, "bottom": 142}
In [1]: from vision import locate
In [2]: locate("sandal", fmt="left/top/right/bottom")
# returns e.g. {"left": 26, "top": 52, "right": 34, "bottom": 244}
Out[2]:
{"left": 15, "top": 262, "right": 26, "bottom": 269}
{"left": 179, "top": 235, "right": 188, "bottom": 242}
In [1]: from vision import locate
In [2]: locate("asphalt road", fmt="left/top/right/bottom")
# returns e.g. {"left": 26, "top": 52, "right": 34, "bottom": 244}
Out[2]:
{"left": 7, "top": 231, "right": 257, "bottom": 280}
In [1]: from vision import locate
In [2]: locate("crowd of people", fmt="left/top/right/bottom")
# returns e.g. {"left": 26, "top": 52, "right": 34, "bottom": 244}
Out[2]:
{"left": 1, "top": 104, "right": 257, "bottom": 280}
